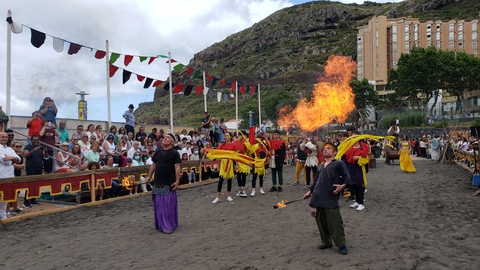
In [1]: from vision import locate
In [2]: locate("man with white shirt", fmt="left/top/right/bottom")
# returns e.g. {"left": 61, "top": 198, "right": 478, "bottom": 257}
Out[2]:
{"left": 181, "top": 141, "right": 194, "bottom": 159}
{"left": 127, "top": 141, "right": 141, "bottom": 160}
{"left": 0, "top": 132, "right": 20, "bottom": 224}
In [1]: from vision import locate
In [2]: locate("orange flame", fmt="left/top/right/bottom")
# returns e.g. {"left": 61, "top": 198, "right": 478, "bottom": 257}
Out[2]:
{"left": 122, "top": 176, "right": 134, "bottom": 191}
{"left": 278, "top": 55, "right": 357, "bottom": 132}
{"left": 274, "top": 200, "right": 287, "bottom": 209}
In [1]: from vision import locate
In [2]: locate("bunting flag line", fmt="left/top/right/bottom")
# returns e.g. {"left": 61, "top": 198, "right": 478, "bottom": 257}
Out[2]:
{"left": 13, "top": 23, "right": 171, "bottom": 67}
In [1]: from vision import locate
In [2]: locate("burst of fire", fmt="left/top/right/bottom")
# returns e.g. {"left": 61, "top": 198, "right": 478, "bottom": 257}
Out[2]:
{"left": 122, "top": 176, "right": 133, "bottom": 191}
{"left": 277, "top": 55, "right": 357, "bottom": 132}
{"left": 275, "top": 200, "right": 287, "bottom": 209}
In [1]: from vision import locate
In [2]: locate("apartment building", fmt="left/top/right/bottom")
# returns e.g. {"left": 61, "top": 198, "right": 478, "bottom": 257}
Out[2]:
{"left": 357, "top": 16, "right": 480, "bottom": 117}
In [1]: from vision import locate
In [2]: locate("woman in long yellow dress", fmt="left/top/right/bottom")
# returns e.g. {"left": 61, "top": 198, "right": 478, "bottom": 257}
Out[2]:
{"left": 400, "top": 135, "right": 416, "bottom": 173}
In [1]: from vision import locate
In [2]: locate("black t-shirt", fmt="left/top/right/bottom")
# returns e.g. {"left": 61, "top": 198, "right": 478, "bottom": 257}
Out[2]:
{"left": 152, "top": 147, "right": 181, "bottom": 186}
{"left": 14, "top": 155, "right": 23, "bottom": 177}
{"left": 201, "top": 116, "right": 211, "bottom": 129}
{"left": 24, "top": 144, "right": 44, "bottom": 169}
{"left": 135, "top": 131, "right": 147, "bottom": 141}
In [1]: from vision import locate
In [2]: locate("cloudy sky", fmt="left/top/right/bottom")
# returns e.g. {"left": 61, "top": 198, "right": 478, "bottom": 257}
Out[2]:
{"left": 0, "top": 0, "right": 404, "bottom": 124}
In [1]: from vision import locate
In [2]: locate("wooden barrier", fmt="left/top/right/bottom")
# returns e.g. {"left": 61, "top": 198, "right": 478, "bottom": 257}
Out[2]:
{"left": 0, "top": 159, "right": 216, "bottom": 204}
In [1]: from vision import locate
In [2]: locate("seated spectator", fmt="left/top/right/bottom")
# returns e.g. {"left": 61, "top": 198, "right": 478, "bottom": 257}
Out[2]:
{"left": 70, "top": 144, "right": 88, "bottom": 170}
{"left": 95, "top": 125, "right": 104, "bottom": 142}
{"left": 100, "top": 156, "right": 120, "bottom": 198}
{"left": 117, "top": 134, "right": 130, "bottom": 157}
{"left": 135, "top": 126, "right": 147, "bottom": 144}
{"left": 85, "top": 124, "right": 95, "bottom": 140}
{"left": 127, "top": 140, "right": 142, "bottom": 159}
{"left": 55, "top": 142, "right": 78, "bottom": 173}
{"left": 102, "top": 133, "right": 123, "bottom": 167}
{"left": 78, "top": 133, "right": 91, "bottom": 153}
{"left": 84, "top": 141, "right": 101, "bottom": 164}
{"left": 145, "top": 150, "right": 155, "bottom": 165}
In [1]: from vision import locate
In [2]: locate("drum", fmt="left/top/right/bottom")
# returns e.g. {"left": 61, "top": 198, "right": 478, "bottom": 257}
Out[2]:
{"left": 387, "top": 150, "right": 400, "bottom": 160}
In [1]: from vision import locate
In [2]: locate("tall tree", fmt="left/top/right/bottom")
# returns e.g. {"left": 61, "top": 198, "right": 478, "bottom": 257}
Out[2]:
{"left": 349, "top": 78, "right": 379, "bottom": 127}
{"left": 394, "top": 46, "right": 444, "bottom": 115}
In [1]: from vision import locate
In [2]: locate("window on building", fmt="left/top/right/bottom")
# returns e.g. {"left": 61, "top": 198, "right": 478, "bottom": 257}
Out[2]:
{"left": 426, "top": 41, "right": 431, "bottom": 47}
{"left": 449, "top": 40, "right": 455, "bottom": 49}
{"left": 436, "top": 32, "right": 441, "bottom": 40}
{"left": 436, "top": 24, "right": 441, "bottom": 30}
{"left": 392, "top": 34, "right": 397, "bottom": 42}
{"left": 436, "top": 42, "right": 441, "bottom": 49}
{"left": 405, "top": 33, "right": 409, "bottom": 41}
{"left": 458, "top": 32, "right": 463, "bottom": 40}
{"left": 393, "top": 60, "right": 398, "bottom": 68}
{"left": 458, "top": 23, "right": 463, "bottom": 31}
{"left": 392, "top": 52, "right": 397, "bottom": 59}
{"left": 449, "top": 32, "right": 454, "bottom": 40}
{"left": 472, "top": 22, "right": 477, "bottom": 31}
{"left": 392, "top": 43, "right": 397, "bottom": 50}
{"left": 404, "top": 25, "right": 409, "bottom": 32}
{"left": 426, "top": 24, "right": 431, "bottom": 31}
{"left": 473, "top": 50, "right": 478, "bottom": 57}
{"left": 459, "top": 41, "right": 463, "bottom": 49}
{"left": 473, "top": 32, "right": 477, "bottom": 40}
{"left": 427, "top": 34, "right": 431, "bottom": 40}
{"left": 473, "top": 41, "right": 478, "bottom": 49}
{"left": 415, "top": 24, "right": 419, "bottom": 32}
{"left": 405, "top": 41, "right": 409, "bottom": 49}
{"left": 414, "top": 33, "right": 419, "bottom": 40}
{"left": 449, "top": 23, "right": 454, "bottom": 31}
{"left": 392, "top": 25, "right": 397, "bottom": 33}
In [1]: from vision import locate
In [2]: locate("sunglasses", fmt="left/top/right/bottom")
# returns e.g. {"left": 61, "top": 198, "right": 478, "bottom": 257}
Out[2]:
{"left": 14, "top": 145, "right": 22, "bottom": 148}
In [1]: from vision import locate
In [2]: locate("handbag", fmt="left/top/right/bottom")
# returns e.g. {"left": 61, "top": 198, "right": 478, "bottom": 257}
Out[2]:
{"left": 151, "top": 184, "right": 171, "bottom": 195}
{"left": 269, "top": 156, "right": 276, "bottom": 169}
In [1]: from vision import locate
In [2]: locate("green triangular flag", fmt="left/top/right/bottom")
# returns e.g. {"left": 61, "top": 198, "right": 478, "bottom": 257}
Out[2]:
{"left": 109, "top": 53, "right": 120, "bottom": 64}
{"left": 174, "top": 64, "right": 185, "bottom": 71}
{"left": 139, "top": 56, "right": 147, "bottom": 62}
{"left": 192, "top": 70, "right": 201, "bottom": 79}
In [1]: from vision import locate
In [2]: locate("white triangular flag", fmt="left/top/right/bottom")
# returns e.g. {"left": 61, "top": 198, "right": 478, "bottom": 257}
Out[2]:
{"left": 217, "top": 92, "right": 222, "bottom": 102}
{"left": 203, "top": 86, "right": 209, "bottom": 95}
{"left": 11, "top": 21, "right": 23, "bottom": 34}
{"left": 53, "top": 37, "right": 64, "bottom": 53}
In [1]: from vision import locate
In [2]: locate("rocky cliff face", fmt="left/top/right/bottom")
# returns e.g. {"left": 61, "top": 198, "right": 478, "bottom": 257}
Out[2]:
{"left": 138, "top": 0, "right": 480, "bottom": 125}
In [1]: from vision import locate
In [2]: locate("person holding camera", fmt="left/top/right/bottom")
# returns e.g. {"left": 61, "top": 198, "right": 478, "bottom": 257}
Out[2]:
{"left": 39, "top": 120, "right": 59, "bottom": 174}
{"left": 39, "top": 97, "right": 58, "bottom": 125}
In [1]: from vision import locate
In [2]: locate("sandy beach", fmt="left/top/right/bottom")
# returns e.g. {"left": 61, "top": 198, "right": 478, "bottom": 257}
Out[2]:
{"left": 1, "top": 157, "right": 479, "bottom": 270}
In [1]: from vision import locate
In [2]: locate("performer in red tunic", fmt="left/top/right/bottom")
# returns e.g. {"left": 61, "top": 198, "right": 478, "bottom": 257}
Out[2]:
{"left": 212, "top": 133, "right": 235, "bottom": 203}
{"left": 343, "top": 134, "right": 370, "bottom": 211}
{"left": 269, "top": 130, "right": 286, "bottom": 192}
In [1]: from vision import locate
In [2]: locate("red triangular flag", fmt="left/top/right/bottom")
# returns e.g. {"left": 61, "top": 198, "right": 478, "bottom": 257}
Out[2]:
{"left": 240, "top": 85, "right": 246, "bottom": 94}
{"left": 67, "top": 43, "right": 82, "bottom": 55}
{"left": 124, "top": 55, "right": 133, "bottom": 66}
{"left": 186, "top": 67, "right": 194, "bottom": 76}
{"left": 148, "top": 57, "right": 156, "bottom": 65}
{"left": 231, "top": 82, "right": 236, "bottom": 91}
{"left": 95, "top": 50, "right": 106, "bottom": 59}
{"left": 250, "top": 85, "right": 255, "bottom": 94}
{"left": 152, "top": 80, "right": 164, "bottom": 87}
{"left": 166, "top": 59, "right": 177, "bottom": 63}
{"left": 195, "top": 85, "right": 203, "bottom": 95}
{"left": 109, "top": 65, "right": 119, "bottom": 77}
{"left": 173, "top": 84, "right": 184, "bottom": 93}
{"left": 137, "top": 74, "right": 145, "bottom": 82}
{"left": 207, "top": 75, "right": 213, "bottom": 82}
{"left": 221, "top": 79, "right": 226, "bottom": 85}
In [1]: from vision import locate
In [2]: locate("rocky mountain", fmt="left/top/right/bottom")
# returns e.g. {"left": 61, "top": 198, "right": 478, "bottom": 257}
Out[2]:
{"left": 135, "top": 0, "right": 480, "bottom": 126}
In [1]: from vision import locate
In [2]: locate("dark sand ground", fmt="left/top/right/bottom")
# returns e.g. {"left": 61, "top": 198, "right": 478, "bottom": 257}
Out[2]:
{"left": 1, "top": 157, "right": 479, "bottom": 270}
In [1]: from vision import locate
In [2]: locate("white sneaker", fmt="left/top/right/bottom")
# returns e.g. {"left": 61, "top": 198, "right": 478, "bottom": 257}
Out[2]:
{"left": 260, "top": 188, "right": 265, "bottom": 195}
{"left": 227, "top": 196, "right": 234, "bottom": 202}
{"left": 350, "top": 202, "right": 360, "bottom": 208}
{"left": 212, "top": 197, "right": 220, "bottom": 204}
{"left": 250, "top": 190, "right": 256, "bottom": 197}
{"left": 240, "top": 190, "right": 247, "bottom": 197}
{"left": 356, "top": 204, "right": 365, "bottom": 211}
{"left": 364, "top": 189, "right": 367, "bottom": 194}
{"left": 236, "top": 190, "right": 241, "bottom": 197}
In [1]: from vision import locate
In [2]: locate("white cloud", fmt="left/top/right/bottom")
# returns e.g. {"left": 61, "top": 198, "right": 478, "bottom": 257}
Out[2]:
{"left": 0, "top": 0, "right": 404, "bottom": 123}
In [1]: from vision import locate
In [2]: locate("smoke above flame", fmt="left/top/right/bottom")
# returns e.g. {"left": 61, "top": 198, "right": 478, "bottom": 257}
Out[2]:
{"left": 278, "top": 55, "right": 357, "bottom": 132}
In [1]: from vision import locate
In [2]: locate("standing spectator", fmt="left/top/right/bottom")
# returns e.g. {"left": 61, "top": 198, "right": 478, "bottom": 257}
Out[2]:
{"left": 344, "top": 135, "right": 370, "bottom": 211}
{"left": 145, "top": 132, "right": 182, "bottom": 234}
{"left": 218, "top": 118, "right": 227, "bottom": 143}
{"left": 5, "top": 129, "right": 14, "bottom": 147}
{"left": 23, "top": 136, "right": 44, "bottom": 207}
{"left": 269, "top": 130, "right": 286, "bottom": 192}
{"left": 201, "top": 111, "right": 212, "bottom": 139}
{"left": 0, "top": 132, "right": 21, "bottom": 225}
{"left": 301, "top": 137, "right": 319, "bottom": 191}
{"left": 9, "top": 141, "right": 25, "bottom": 215}
{"left": 294, "top": 134, "right": 307, "bottom": 186}
{"left": 38, "top": 97, "right": 57, "bottom": 125}
{"left": 212, "top": 118, "right": 220, "bottom": 144}
{"left": 123, "top": 104, "right": 136, "bottom": 135}
{"left": 27, "top": 111, "right": 45, "bottom": 142}
{"left": 430, "top": 135, "right": 440, "bottom": 161}
{"left": 57, "top": 120, "right": 69, "bottom": 143}
{"left": 303, "top": 142, "right": 350, "bottom": 255}
{"left": 39, "top": 120, "right": 59, "bottom": 173}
